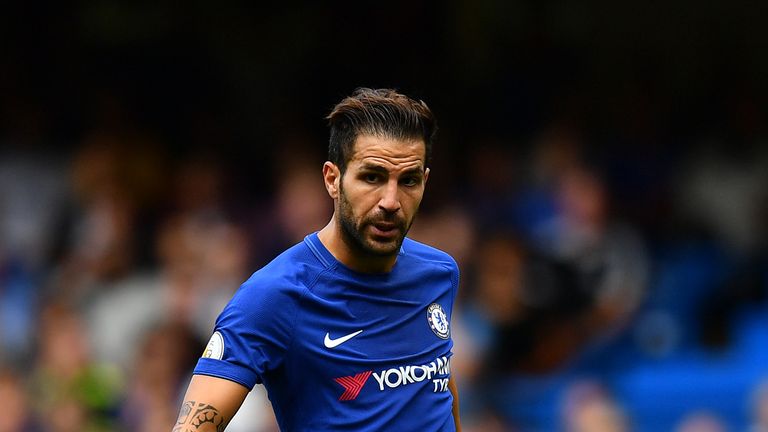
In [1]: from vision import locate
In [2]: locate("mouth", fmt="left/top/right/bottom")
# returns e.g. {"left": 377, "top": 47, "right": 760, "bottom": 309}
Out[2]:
{"left": 369, "top": 221, "right": 400, "bottom": 239}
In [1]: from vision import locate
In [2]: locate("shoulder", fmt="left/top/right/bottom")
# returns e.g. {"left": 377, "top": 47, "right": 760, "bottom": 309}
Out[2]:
{"left": 229, "top": 240, "right": 325, "bottom": 310}
{"left": 401, "top": 237, "right": 459, "bottom": 274}
{"left": 400, "top": 238, "right": 460, "bottom": 307}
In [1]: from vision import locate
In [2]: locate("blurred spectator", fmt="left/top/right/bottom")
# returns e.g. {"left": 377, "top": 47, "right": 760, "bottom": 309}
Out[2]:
{"left": 472, "top": 232, "right": 527, "bottom": 327}
{"left": 552, "top": 165, "right": 648, "bottom": 329}
{"left": 0, "top": 147, "right": 68, "bottom": 269}
{"left": 156, "top": 153, "right": 251, "bottom": 337}
{"left": 676, "top": 144, "right": 768, "bottom": 255}
{"left": 29, "top": 303, "right": 122, "bottom": 432}
{"left": 273, "top": 154, "right": 332, "bottom": 244}
{"left": 750, "top": 379, "right": 768, "bottom": 432}
{"left": 85, "top": 154, "right": 250, "bottom": 367}
{"left": 409, "top": 203, "right": 477, "bottom": 271}
{"left": 0, "top": 369, "right": 37, "bottom": 432}
{"left": 674, "top": 411, "right": 727, "bottom": 432}
{"left": 462, "top": 410, "right": 512, "bottom": 432}
{"left": 53, "top": 133, "right": 165, "bottom": 367}
{"left": 465, "top": 141, "right": 520, "bottom": 229}
{"left": 462, "top": 232, "right": 531, "bottom": 374}
{"left": 0, "top": 90, "right": 69, "bottom": 271}
{"left": 469, "top": 211, "right": 646, "bottom": 376}
{"left": 119, "top": 322, "right": 202, "bottom": 432}
{"left": 561, "top": 380, "right": 629, "bottom": 432}
{"left": 0, "top": 258, "right": 37, "bottom": 366}
{"left": 523, "top": 134, "right": 649, "bottom": 319}
{"left": 247, "top": 143, "right": 332, "bottom": 267}
{"left": 0, "top": 140, "right": 68, "bottom": 362}
{"left": 49, "top": 131, "right": 165, "bottom": 305}
{"left": 156, "top": 211, "right": 249, "bottom": 338}
{"left": 83, "top": 271, "right": 163, "bottom": 368}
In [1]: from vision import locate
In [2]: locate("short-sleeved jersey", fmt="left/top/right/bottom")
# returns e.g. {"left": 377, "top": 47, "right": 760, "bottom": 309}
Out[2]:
{"left": 193, "top": 232, "right": 459, "bottom": 431}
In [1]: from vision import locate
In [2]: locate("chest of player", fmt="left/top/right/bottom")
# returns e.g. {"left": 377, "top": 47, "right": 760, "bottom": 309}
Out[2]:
{"left": 285, "top": 274, "right": 453, "bottom": 391}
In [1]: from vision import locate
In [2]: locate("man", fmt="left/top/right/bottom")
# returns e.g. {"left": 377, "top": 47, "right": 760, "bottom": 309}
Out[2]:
{"left": 173, "top": 88, "right": 461, "bottom": 431}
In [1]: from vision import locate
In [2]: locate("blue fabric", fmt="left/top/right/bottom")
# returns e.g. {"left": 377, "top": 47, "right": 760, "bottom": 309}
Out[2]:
{"left": 193, "top": 232, "right": 459, "bottom": 431}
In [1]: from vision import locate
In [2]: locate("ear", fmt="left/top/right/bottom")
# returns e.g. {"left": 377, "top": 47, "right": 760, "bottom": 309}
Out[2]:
{"left": 322, "top": 161, "right": 341, "bottom": 199}
{"left": 424, "top": 167, "right": 430, "bottom": 186}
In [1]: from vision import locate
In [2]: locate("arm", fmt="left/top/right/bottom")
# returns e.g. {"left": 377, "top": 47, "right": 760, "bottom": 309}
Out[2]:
{"left": 449, "top": 375, "right": 462, "bottom": 432}
{"left": 172, "top": 375, "right": 249, "bottom": 432}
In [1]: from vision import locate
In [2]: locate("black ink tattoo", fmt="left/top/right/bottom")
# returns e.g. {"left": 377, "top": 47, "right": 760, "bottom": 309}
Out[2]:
{"left": 172, "top": 400, "right": 227, "bottom": 432}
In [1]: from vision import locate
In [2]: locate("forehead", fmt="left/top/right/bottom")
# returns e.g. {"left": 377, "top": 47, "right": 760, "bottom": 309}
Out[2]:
{"left": 348, "top": 134, "right": 426, "bottom": 169}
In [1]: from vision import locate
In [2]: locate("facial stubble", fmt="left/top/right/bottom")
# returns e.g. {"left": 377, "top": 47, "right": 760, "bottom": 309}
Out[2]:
{"left": 337, "top": 180, "right": 415, "bottom": 259}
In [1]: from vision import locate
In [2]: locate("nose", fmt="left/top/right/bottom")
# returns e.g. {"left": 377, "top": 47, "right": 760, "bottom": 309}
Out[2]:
{"left": 378, "top": 179, "right": 401, "bottom": 214}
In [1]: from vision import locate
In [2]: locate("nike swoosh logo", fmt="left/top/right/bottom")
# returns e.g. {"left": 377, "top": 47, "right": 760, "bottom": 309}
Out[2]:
{"left": 324, "top": 329, "right": 363, "bottom": 348}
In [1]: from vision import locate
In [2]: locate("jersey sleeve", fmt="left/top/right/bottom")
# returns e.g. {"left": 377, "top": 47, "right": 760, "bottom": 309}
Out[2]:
{"left": 446, "top": 256, "right": 460, "bottom": 320}
{"left": 450, "top": 258, "right": 460, "bottom": 302}
{"left": 193, "top": 277, "right": 300, "bottom": 389}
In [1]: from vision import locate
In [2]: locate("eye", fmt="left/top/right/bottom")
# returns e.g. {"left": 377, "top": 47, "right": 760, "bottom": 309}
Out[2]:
{"left": 363, "top": 173, "right": 380, "bottom": 183}
{"left": 401, "top": 176, "right": 421, "bottom": 187}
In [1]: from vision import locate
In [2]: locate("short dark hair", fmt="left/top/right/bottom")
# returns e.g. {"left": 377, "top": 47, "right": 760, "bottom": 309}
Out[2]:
{"left": 326, "top": 88, "right": 437, "bottom": 173}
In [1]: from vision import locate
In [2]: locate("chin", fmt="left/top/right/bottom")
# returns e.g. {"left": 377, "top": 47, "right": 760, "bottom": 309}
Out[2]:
{"left": 364, "top": 237, "right": 403, "bottom": 256}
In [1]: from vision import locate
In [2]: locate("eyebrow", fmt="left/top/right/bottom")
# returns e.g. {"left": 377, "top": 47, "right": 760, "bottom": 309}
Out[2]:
{"left": 359, "top": 163, "right": 425, "bottom": 174}
{"left": 400, "top": 167, "right": 425, "bottom": 176}
{"left": 359, "top": 164, "right": 388, "bottom": 173}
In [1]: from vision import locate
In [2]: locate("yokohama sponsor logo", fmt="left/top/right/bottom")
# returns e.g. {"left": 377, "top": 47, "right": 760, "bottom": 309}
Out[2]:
{"left": 333, "top": 356, "right": 451, "bottom": 401}
{"left": 372, "top": 355, "right": 451, "bottom": 392}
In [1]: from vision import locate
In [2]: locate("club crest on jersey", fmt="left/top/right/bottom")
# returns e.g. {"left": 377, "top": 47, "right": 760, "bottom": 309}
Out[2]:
{"left": 202, "top": 331, "right": 224, "bottom": 360}
{"left": 426, "top": 303, "right": 449, "bottom": 339}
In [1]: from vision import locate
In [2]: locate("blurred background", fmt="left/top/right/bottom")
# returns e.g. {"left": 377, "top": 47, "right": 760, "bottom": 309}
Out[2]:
{"left": 1, "top": 1, "right": 767, "bottom": 431}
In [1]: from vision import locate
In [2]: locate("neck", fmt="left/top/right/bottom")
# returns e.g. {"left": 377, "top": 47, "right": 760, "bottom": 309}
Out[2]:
{"left": 317, "top": 217, "right": 398, "bottom": 273}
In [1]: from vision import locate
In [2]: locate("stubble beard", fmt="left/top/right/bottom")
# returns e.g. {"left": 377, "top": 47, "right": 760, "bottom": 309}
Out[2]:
{"left": 337, "top": 182, "right": 413, "bottom": 258}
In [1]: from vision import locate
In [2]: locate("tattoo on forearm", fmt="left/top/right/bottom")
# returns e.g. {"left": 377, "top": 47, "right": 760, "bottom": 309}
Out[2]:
{"left": 172, "top": 400, "right": 227, "bottom": 432}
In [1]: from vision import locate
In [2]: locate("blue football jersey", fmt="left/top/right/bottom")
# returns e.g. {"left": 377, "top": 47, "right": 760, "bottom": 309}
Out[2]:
{"left": 194, "top": 232, "right": 459, "bottom": 431}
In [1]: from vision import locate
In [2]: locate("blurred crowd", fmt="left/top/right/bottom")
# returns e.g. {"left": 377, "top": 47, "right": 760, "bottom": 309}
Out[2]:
{"left": 0, "top": 95, "right": 766, "bottom": 432}
{"left": 3, "top": 2, "right": 768, "bottom": 431}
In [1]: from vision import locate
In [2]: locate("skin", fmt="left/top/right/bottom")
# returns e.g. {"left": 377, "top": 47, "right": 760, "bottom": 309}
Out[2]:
{"left": 317, "top": 134, "right": 430, "bottom": 273}
{"left": 172, "top": 134, "right": 461, "bottom": 431}
{"left": 172, "top": 375, "right": 247, "bottom": 432}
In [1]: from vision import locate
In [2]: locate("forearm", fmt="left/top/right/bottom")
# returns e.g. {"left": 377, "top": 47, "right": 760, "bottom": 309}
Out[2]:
{"left": 172, "top": 375, "right": 249, "bottom": 432}
{"left": 172, "top": 401, "right": 227, "bottom": 432}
